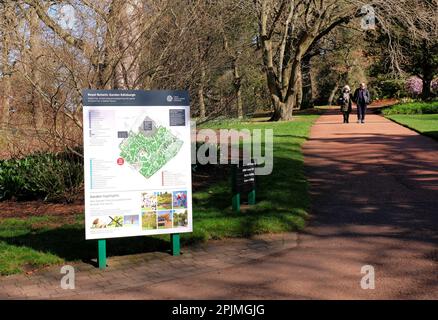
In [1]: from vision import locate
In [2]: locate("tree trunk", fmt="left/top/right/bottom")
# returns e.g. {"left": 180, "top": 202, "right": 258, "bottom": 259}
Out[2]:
{"left": 267, "top": 64, "right": 300, "bottom": 121}
{"left": 29, "top": 8, "right": 44, "bottom": 130}
{"left": 420, "top": 40, "right": 434, "bottom": 101}
{"left": 422, "top": 78, "right": 432, "bottom": 100}
{"left": 301, "top": 55, "right": 314, "bottom": 109}
{"left": 233, "top": 58, "right": 243, "bottom": 119}
{"left": 96, "top": 0, "right": 121, "bottom": 89}
{"left": 270, "top": 95, "right": 294, "bottom": 121}
{"left": 1, "top": 7, "right": 11, "bottom": 128}
{"left": 114, "top": 0, "right": 141, "bottom": 89}
{"left": 328, "top": 82, "right": 340, "bottom": 106}
{"left": 96, "top": 0, "right": 141, "bottom": 90}
{"left": 295, "top": 67, "right": 303, "bottom": 109}
{"left": 198, "top": 65, "right": 206, "bottom": 119}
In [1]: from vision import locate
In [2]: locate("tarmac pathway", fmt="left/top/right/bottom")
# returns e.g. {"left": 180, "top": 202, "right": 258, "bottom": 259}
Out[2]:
{"left": 1, "top": 110, "right": 437, "bottom": 299}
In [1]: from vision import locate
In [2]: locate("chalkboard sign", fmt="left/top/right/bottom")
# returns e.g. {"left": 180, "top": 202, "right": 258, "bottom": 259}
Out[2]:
{"left": 233, "top": 160, "right": 256, "bottom": 193}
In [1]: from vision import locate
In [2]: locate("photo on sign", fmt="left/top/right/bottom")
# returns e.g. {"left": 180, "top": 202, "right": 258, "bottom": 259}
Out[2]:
{"left": 157, "top": 210, "right": 173, "bottom": 229}
{"left": 124, "top": 215, "right": 139, "bottom": 227}
{"left": 155, "top": 191, "right": 172, "bottom": 210}
{"left": 91, "top": 216, "right": 123, "bottom": 229}
{"left": 141, "top": 192, "right": 157, "bottom": 211}
{"left": 172, "top": 191, "right": 187, "bottom": 209}
{"left": 173, "top": 209, "right": 188, "bottom": 228}
{"left": 142, "top": 211, "right": 157, "bottom": 230}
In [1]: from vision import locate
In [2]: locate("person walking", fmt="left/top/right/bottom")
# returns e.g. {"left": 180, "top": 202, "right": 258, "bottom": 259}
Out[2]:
{"left": 338, "top": 85, "right": 353, "bottom": 123}
{"left": 353, "top": 83, "right": 371, "bottom": 124}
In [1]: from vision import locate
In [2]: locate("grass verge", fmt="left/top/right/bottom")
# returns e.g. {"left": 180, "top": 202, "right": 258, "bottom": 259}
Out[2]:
{"left": 0, "top": 115, "right": 318, "bottom": 275}
{"left": 386, "top": 114, "right": 438, "bottom": 140}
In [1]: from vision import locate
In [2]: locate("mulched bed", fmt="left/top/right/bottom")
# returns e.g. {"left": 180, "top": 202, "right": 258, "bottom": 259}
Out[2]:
{"left": 369, "top": 98, "right": 399, "bottom": 110}
{"left": 0, "top": 200, "right": 84, "bottom": 219}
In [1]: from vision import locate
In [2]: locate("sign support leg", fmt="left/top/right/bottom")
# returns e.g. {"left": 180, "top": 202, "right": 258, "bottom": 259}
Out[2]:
{"left": 232, "top": 164, "right": 240, "bottom": 212}
{"left": 248, "top": 189, "right": 256, "bottom": 205}
{"left": 171, "top": 233, "right": 180, "bottom": 256}
{"left": 232, "top": 192, "right": 240, "bottom": 212}
{"left": 98, "top": 239, "right": 107, "bottom": 269}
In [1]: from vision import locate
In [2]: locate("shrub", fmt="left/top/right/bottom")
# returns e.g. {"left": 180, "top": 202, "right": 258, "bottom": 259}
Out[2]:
{"left": 432, "top": 79, "right": 438, "bottom": 94}
{"left": 382, "top": 101, "right": 438, "bottom": 115}
{"left": 378, "top": 79, "right": 407, "bottom": 99}
{"left": 0, "top": 150, "right": 83, "bottom": 202}
{"left": 405, "top": 76, "right": 423, "bottom": 97}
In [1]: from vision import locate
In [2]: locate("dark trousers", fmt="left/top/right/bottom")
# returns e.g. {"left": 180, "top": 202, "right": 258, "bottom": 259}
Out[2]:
{"left": 343, "top": 112, "right": 350, "bottom": 123}
{"left": 357, "top": 103, "right": 367, "bottom": 121}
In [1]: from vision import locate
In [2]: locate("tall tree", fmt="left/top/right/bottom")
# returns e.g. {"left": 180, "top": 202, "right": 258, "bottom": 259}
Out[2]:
{"left": 364, "top": 0, "right": 437, "bottom": 100}
{"left": 28, "top": 7, "right": 44, "bottom": 129}
{"left": 24, "top": 0, "right": 165, "bottom": 91}
{"left": 254, "top": 0, "right": 435, "bottom": 120}
{"left": 254, "top": 0, "right": 361, "bottom": 120}
{"left": 219, "top": 0, "right": 255, "bottom": 119}
{"left": 0, "top": 1, "right": 15, "bottom": 127}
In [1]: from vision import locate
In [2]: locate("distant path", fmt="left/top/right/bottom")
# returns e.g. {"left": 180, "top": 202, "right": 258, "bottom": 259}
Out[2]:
{"left": 1, "top": 110, "right": 437, "bottom": 299}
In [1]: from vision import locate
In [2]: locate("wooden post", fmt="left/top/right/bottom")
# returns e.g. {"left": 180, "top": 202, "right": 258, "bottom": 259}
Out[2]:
{"left": 98, "top": 239, "right": 107, "bottom": 269}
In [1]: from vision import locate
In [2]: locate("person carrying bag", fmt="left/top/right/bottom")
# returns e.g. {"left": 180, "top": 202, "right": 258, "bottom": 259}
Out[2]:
{"left": 338, "top": 85, "right": 353, "bottom": 123}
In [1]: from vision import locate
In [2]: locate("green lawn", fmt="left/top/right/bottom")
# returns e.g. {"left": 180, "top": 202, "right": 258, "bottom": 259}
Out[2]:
{"left": 386, "top": 114, "right": 438, "bottom": 140}
{"left": 0, "top": 115, "right": 318, "bottom": 275}
{"left": 194, "top": 115, "right": 318, "bottom": 239}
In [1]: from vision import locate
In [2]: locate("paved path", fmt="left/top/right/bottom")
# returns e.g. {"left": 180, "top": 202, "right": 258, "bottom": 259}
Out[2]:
{"left": 0, "top": 234, "right": 298, "bottom": 299}
{"left": 1, "top": 111, "right": 437, "bottom": 299}
{"left": 299, "top": 111, "right": 437, "bottom": 299}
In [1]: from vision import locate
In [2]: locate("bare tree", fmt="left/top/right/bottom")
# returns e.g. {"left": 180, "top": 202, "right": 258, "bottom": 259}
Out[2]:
{"left": 219, "top": 0, "right": 255, "bottom": 119}
{"left": 28, "top": 7, "right": 44, "bottom": 129}
{"left": 254, "top": 0, "right": 435, "bottom": 120}
{"left": 23, "top": 0, "right": 168, "bottom": 91}
{"left": 254, "top": 0, "right": 365, "bottom": 120}
{"left": 0, "top": 1, "right": 15, "bottom": 128}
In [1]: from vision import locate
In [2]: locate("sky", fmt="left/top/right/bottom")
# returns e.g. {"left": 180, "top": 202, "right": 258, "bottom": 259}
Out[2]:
{"left": 48, "top": 4, "right": 77, "bottom": 30}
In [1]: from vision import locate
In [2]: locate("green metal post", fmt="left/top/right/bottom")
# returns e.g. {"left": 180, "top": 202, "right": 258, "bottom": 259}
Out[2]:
{"left": 248, "top": 189, "right": 256, "bottom": 205}
{"left": 98, "top": 239, "right": 107, "bottom": 269}
{"left": 232, "top": 192, "right": 240, "bottom": 212}
{"left": 232, "top": 165, "right": 240, "bottom": 212}
{"left": 171, "top": 233, "right": 180, "bottom": 256}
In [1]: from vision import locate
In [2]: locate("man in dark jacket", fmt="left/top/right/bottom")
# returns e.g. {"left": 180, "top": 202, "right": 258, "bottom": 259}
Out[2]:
{"left": 353, "top": 83, "right": 371, "bottom": 124}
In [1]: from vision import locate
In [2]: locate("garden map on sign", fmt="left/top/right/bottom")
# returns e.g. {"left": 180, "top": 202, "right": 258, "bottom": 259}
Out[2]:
{"left": 119, "top": 116, "right": 183, "bottom": 179}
